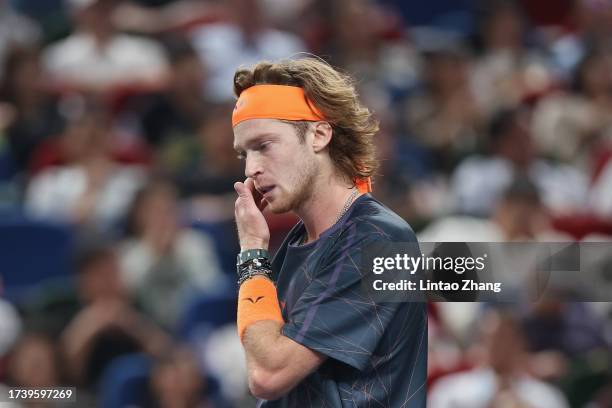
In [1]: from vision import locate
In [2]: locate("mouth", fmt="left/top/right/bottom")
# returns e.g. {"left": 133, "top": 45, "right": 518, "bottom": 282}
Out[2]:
{"left": 257, "top": 185, "right": 276, "bottom": 197}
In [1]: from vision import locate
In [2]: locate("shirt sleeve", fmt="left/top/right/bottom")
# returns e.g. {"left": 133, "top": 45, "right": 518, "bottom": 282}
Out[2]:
{"left": 281, "top": 222, "right": 416, "bottom": 371}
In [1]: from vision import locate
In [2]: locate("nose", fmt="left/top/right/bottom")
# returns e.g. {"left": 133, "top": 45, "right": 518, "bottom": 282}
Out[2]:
{"left": 245, "top": 154, "right": 263, "bottom": 179}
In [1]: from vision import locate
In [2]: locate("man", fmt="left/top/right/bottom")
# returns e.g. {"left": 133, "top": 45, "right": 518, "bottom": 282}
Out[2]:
{"left": 428, "top": 309, "right": 569, "bottom": 408}
{"left": 232, "top": 58, "right": 427, "bottom": 407}
{"left": 43, "top": 0, "right": 167, "bottom": 90}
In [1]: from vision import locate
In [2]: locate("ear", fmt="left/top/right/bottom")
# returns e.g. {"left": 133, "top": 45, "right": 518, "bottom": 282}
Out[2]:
{"left": 311, "top": 121, "right": 333, "bottom": 153}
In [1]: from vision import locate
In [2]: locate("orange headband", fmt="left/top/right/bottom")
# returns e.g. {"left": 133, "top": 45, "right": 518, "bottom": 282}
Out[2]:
{"left": 232, "top": 84, "right": 323, "bottom": 127}
{"left": 232, "top": 84, "right": 371, "bottom": 193}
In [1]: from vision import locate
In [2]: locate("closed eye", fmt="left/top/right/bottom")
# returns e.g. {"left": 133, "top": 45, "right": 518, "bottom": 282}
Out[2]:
{"left": 257, "top": 142, "right": 270, "bottom": 152}
{"left": 234, "top": 139, "right": 273, "bottom": 160}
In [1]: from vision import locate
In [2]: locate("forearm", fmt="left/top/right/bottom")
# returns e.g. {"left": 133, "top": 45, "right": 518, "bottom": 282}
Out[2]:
{"left": 243, "top": 320, "right": 319, "bottom": 400}
{"left": 237, "top": 276, "right": 302, "bottom": 399}
{"left": 238, "top": 279, "right": 326, "bottom": 400}
{"left": 242, "top": 320, "right": 286, "bottom": 373}
{"left": 237, "top": 275, "right": 285, "bottom": 366}
{"left": 61, "top": 340, "right": 89, "bottom": 382}
{"left": 130, "top": 323, "right": 171, "bottom": 356}
{"left": 119, "top": 312, "right": 172, "bottom": 356}
{"left": 61, "top": 322, "right": 101, "bottom": 382}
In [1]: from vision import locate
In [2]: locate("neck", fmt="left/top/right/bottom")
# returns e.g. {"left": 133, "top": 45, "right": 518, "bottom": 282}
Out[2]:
{"left": 294, "top": 174, "right": 359, "bottom": 243}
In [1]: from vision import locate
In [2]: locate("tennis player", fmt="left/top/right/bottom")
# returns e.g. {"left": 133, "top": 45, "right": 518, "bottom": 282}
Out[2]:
{"left": 232, "top": 58, "right": 427, "bottom": 407}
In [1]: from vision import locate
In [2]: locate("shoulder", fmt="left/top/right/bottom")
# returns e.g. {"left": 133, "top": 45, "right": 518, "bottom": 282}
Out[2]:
{"left": 343, "top": 195, "right": 417, "bottom": 243}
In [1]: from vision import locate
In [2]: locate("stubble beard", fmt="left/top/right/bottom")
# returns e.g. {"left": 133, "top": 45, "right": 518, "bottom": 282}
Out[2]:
{"left": 268, "top": 156, "right": 319, "bottom": 214}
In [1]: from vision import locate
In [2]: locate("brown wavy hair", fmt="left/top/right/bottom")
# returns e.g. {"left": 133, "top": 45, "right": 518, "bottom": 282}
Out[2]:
{"left": 233, "top": 58, "right": 379, "bottom": 183}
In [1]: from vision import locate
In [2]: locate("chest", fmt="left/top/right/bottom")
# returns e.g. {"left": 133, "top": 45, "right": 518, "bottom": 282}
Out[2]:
{"left": 273, "top": 244, "right": 329, "bottom": 319}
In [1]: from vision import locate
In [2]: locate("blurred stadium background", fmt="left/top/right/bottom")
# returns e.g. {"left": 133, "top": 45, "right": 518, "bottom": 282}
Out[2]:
{"left": 0, "top": 0, "right": 611, "bottom": 406}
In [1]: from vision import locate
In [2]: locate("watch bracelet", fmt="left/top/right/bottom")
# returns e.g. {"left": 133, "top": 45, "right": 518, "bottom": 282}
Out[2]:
{"left": 237, "top": 266, "right": 273, "bottom": 286}
{"left": 237, "top": 258, "right": 273, "bottom": 285}
{"left": 236, "top": 249, "right": 270, "bottom": 266}
{"left": 236, "top": 257, "right": 271, "bottom": 275}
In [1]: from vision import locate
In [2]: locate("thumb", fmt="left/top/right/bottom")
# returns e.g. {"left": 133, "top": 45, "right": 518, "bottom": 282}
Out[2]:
{"left": 234, "top": 182, "right": 253, "bottom": 199}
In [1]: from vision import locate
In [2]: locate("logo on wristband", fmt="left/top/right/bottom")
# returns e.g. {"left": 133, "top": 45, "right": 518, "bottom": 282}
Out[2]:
{"left": 243, "top": 296, "right": 266, "bottom": 304}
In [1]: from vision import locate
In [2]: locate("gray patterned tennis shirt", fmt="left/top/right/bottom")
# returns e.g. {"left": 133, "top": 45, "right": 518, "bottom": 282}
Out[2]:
{"left": 259, "top": 194, "right": 427, "bottom": 408}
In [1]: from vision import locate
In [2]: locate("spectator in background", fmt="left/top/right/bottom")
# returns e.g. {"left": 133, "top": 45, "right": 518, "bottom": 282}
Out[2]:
{"left": 523, "top": 301, "right": 610, "bottom": 359}
{"left": 419, "top": 180, "right": 573, "bottom": 351}
{"left": 317, "top": 0, "right": 393, "bottom": 69}
{"left": 150, "top": 345, "right": 225, "bottom": 408}
{"left": 420, "top": 177, "right": 566, "bottom": 242}
{"left": 0, "top": 0, "right": 40, "bottom": 78}
{"left": 0, "top": 47, "right": 64, "bottom": 174}
{"left": 404, "top": 44, "right": 484, "bottom": 172}
{"left": 139, "top": 37, "right": 212, "bottom": 180}
{"left": 532, "top": 49, "right": 612, "bottom": 166}
{"left": 451, "top": 107, "right": 588, "bottom": 216}
{"left": 25, "top": 104, "right": 145, "bottom": 230}
{"left": 429, "top": 309, "right": 569, "bottom": 408}
{"left": 470, "top": 0, "right": 553, "bottom": 114}
{"left": 43, "top": 0, "right": 167, "bottom": 91}
{"left": 521, "top": 299, "right": 612, "bottom": 406}
{"left": 111, "top": 0, "right": 226, "bottom": 35}
{"left": 548, "top": 0, "right": 612, "bottom": 77}
{"left": 191, "top": 0, "right": 306, "bottom": 102}
{"left": 61, "top": 243, "right": 171, "bottom": 388}
{"left": 492, "top": 178, "right": 559, "bottom": 240}
{"left": 3, "top": 333, "right": 63, "bottom": 407}
{"left": 177, "top": 104, "right": 243, "bottom": 196}
{"left": 120, "top": 179, "right": 223, "bottom": 329}
{"left": 140, "top": 38, "right": 209, "bottom": 149}
{"left": 168, "top": 104, "right": 244, "bottom": 222}
{"left": 313, "top": 0, "right": 419, "bottom": 105}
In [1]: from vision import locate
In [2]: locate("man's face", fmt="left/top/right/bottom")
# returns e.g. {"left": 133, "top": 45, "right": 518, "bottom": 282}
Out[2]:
{"left": 79, "top": 253, "right": 126, "bottom": 303}
{"left": 233, "top": 119, "right": 318, "bottom": 213}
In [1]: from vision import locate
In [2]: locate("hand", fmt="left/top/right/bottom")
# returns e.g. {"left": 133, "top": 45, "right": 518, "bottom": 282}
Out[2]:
{"left": 234, "top": 177, "right": 270, "bottom": 251}
{"left": 68, "top": 300, "right": 124, "bottom": 338}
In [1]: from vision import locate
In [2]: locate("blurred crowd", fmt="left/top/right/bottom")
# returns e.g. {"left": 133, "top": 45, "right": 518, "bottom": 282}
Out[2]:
{"left": 0, "top": 0, "right": 611, "bottom": 406}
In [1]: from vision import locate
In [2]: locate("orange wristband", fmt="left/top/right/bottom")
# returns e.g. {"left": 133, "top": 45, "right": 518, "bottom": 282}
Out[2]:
{"left": 237, "top": 276, "right": 284, "bottom": 341}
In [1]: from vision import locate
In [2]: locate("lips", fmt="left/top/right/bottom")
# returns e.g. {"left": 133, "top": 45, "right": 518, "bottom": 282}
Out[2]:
{"left": 257, "top": 185, "right": 275, "bottom": 196}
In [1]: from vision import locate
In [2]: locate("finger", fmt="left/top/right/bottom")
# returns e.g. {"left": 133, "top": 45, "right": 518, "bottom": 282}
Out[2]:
{"left": 234, "top": 182, "right": 252, "bottom": 199}
{"left": 259, "top": 197, "right": 269, "bottom": 212}
{"left": 245, "top": 177, "right": 265, "bottom": 206}
{"left": 234, "top": 182, "right": 261, "bottom": 219}
{"left": 245, "top": 177, "right": 263, "bottom": 200}
{"left": 244, "top": 177, "right": 256, "bottom": 193}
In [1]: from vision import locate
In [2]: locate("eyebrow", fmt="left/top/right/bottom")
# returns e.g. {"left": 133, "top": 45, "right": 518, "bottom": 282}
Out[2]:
{"left": 233, "top": 133, "right": 278, "bottom": 153}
